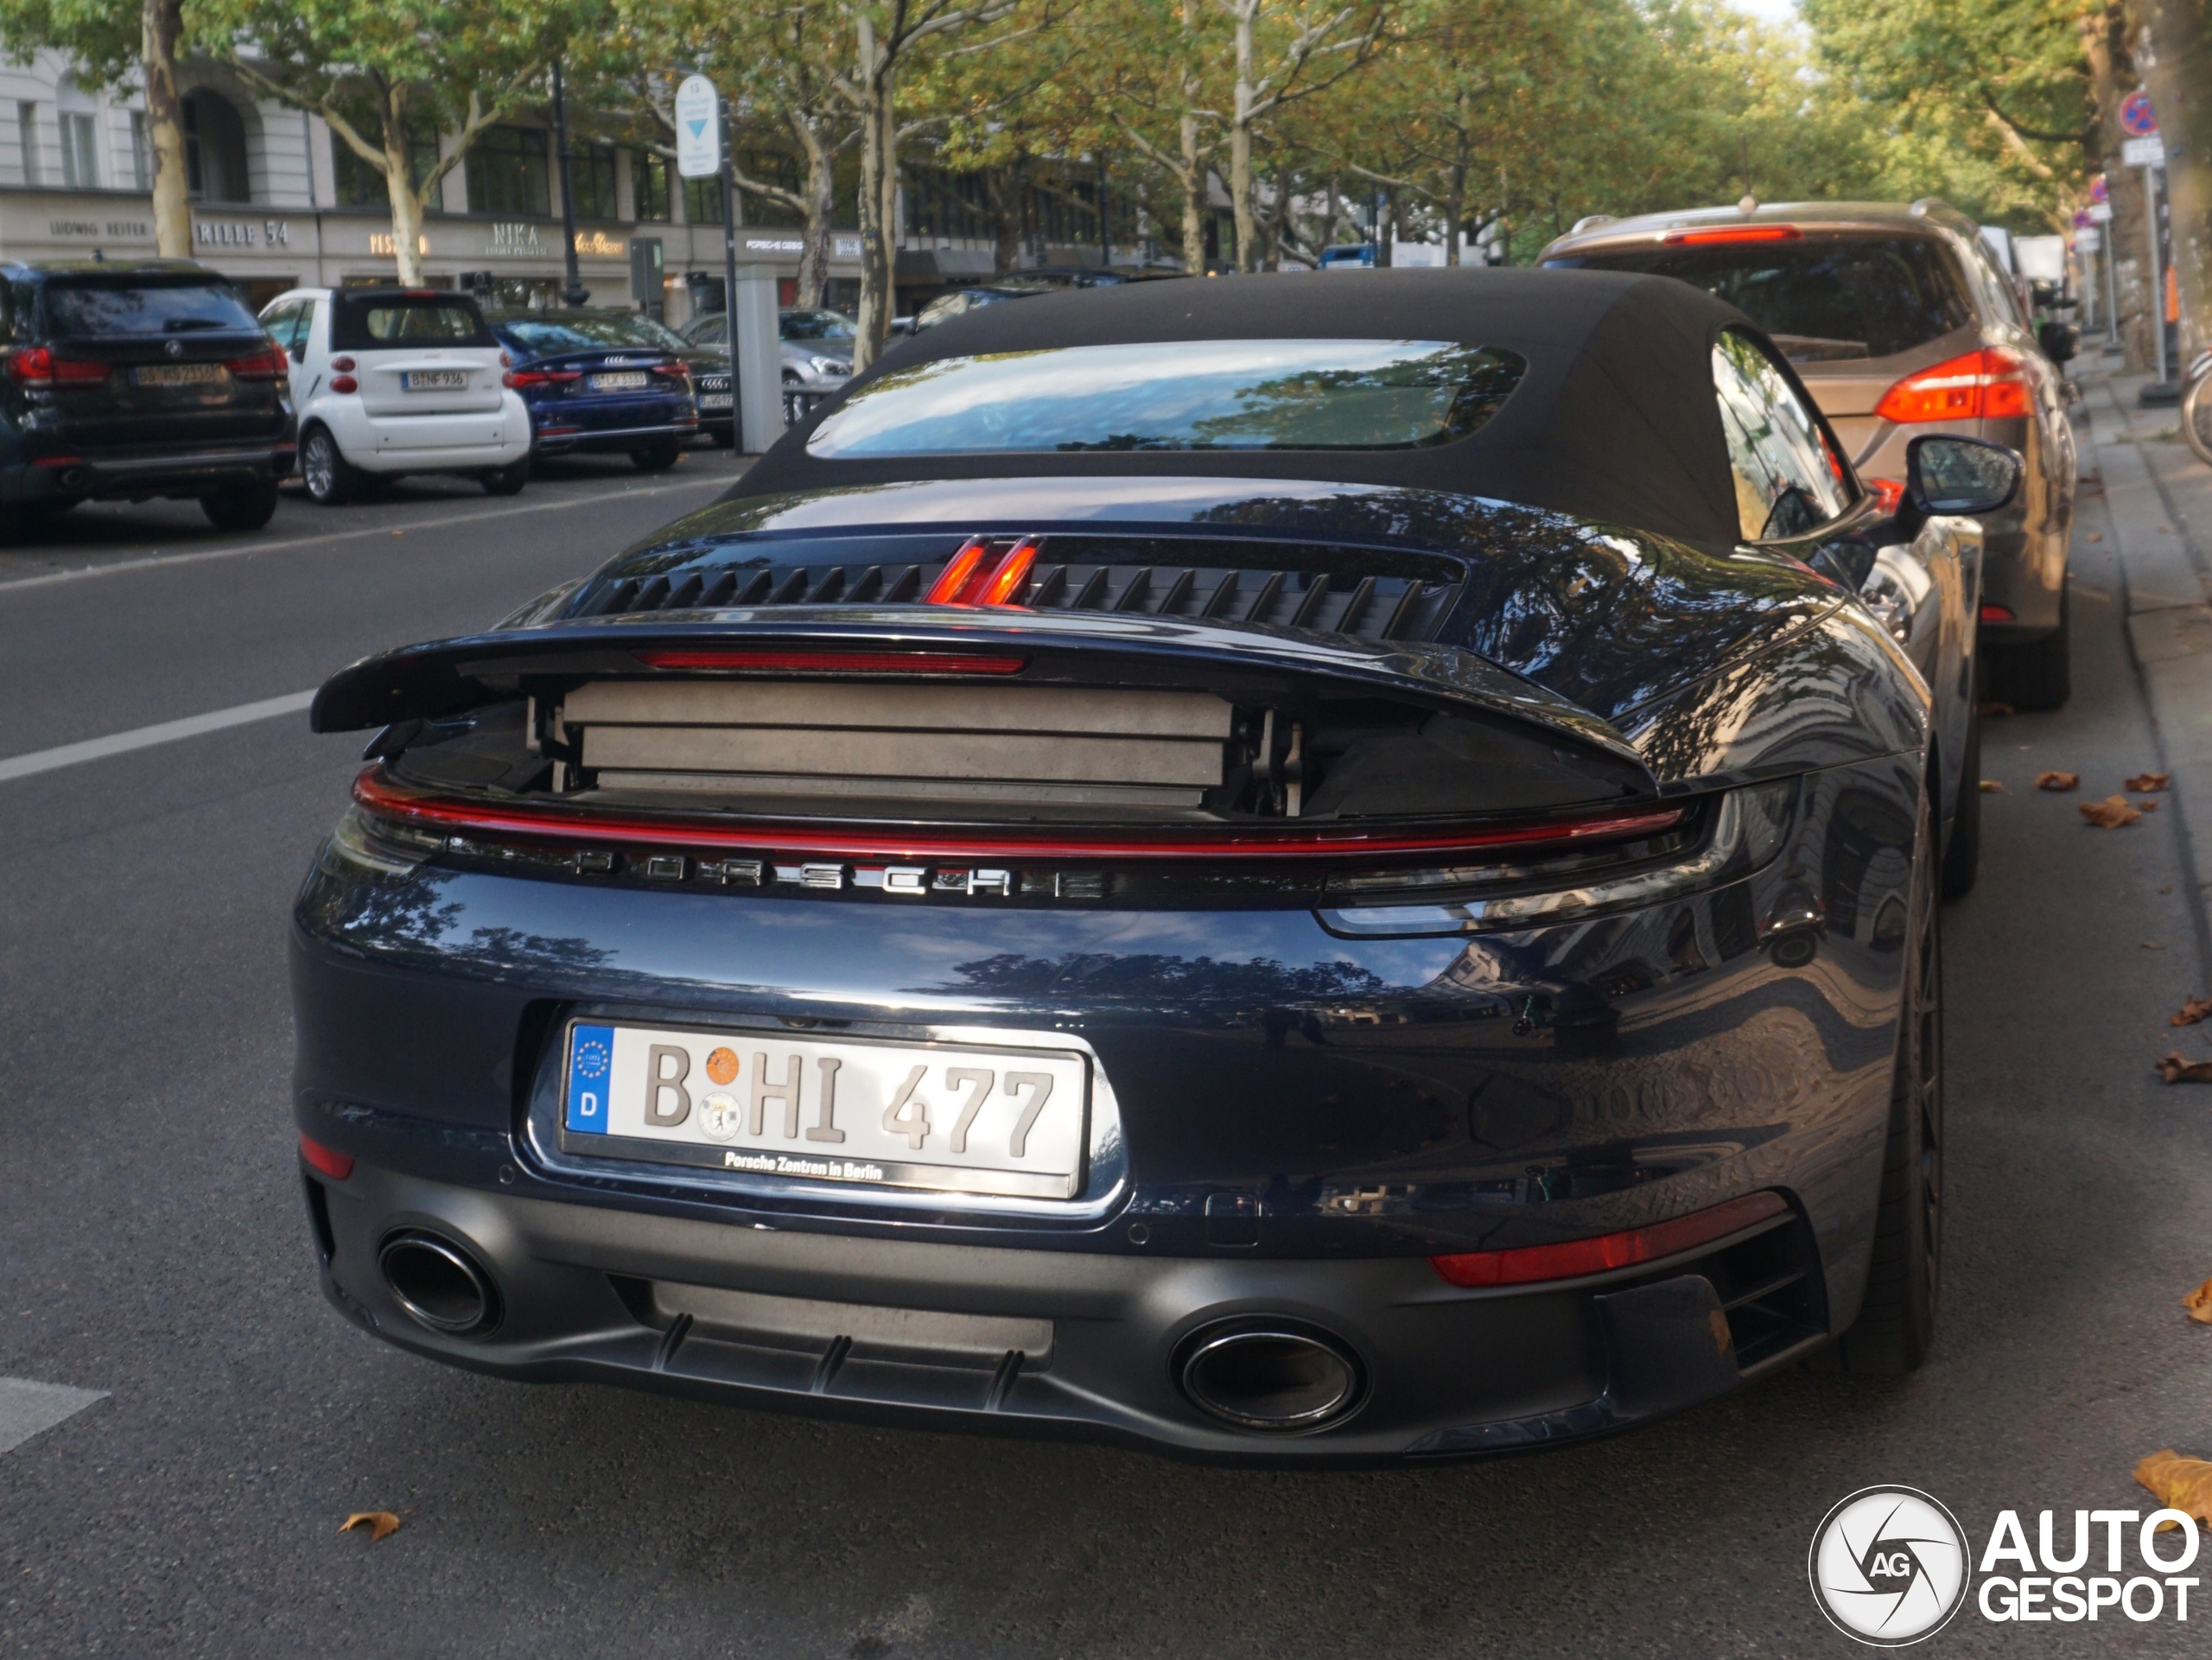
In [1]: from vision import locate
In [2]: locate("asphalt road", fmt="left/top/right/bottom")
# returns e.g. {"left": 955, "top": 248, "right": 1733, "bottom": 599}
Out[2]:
{"left": 3, "top": 451, "right": 2210, "bottom": 1658}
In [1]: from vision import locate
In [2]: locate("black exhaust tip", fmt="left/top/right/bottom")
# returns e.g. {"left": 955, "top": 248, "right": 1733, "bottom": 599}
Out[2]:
{"left": 1178, "top": 1320, "right": 1363, "bottom": 1432}
{"left": 378, "top": 1231, "right": 500, "bottom": 1336}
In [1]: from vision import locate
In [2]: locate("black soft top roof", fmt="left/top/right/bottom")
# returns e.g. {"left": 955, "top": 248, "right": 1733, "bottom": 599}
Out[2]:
{"left": 734, "top": 268, "right": 1763, "bottom": 545}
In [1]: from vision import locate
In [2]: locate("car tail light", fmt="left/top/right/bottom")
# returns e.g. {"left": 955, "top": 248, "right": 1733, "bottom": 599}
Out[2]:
{"left": 505, "top": 367, "right": 583, "bottom": 390}
{"left": 1874, "top": 348, "right": 2031, "bottom": 423}
{"left": 328, "top": 374, "right": 359, "bottom": 394}
{"left": 1980, "top": 601, "right": 2015, "bottom": 622}
{"left": 499, "top": 350, "right": 512, "bottom": 368}
{"left": 635, "top": 648, "right": 1028, "bottom": 675}
{"left": 651, "top": 360, "right": 690, "bottom": 379}
{"left": 299, "top": 1133, "right": 354, "bottom": 1180}
{"left": 1427, "top": 1192, "right": 1787, "bottom": 1288}
{"left": 925, "top": 536, "right": 1039, "bottom": 605}
{"left": 4, "top": 346, "right": 107, "bottom": 385}
{"left": 330, "top": 356, "right": 355, "bottom": 372}
{"left": 226, "top": 343, "right": 290, "bottom": 381}
{"left": 1662, "top": 226, "right": 1802, "bottom": 245}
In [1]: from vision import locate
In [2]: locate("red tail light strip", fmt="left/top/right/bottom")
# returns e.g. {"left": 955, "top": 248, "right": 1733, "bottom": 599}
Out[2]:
{"left": 1427, "top": 1192, "right": 1787, "bottom": 1288}
{"left": 226, "top": 345, "right": 291, "bottom": 381}
{"left": 1874, "top": 348, "right": 2031, "bottom": 423}
{"left": 924, "top": 536, "right": 1039, "bottom": 606}
{"left": 634, "top": 648, "right": 1027, "bottom": 675}
{"left": 1662, "top": 226, "right": 1801, "bottom": 245}
{"left": 353, "top": 767, "right": 1684, "bottom": 865}
{"left": 923, "top": 537, "right": 991, "bottom": 604}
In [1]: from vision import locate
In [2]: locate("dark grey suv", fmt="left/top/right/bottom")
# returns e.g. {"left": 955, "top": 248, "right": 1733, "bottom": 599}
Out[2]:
{"left": 1542, "top": 199, "right": 2076, "bottom": 708}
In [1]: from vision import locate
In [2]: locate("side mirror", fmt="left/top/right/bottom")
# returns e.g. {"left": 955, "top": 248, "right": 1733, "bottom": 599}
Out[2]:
{"left": 2037, "top": 319, "right": 2078, "bottom": 365}
{"left": 1908, "top": 434, "right": 2021, "bottom": 519}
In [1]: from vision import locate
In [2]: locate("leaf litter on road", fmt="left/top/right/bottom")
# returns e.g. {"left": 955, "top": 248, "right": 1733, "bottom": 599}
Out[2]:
{"left": 2082, "top": 795, "right": 2143, "bottom": 828}
{"left": 340, "top": 1511, "right": 401, "bottom": 1542}
{"left": 2037, "top": 771, "right": 2080, "bottom": 792}
{"left": 2184, "top": 1279, "right": 2212, "bottom": 1325}
{"left": 2127, "top": 773, "right": 2171, "bottom": 792}
{"left": 2171, "top": 996, "right": 2212, "bottom": 1027}
{"left": 2157, "top": 1053, "right": 2212, "bottom": 1084}
{"left": 1979, "top": 779, "right": 2005, "bottom": 792}
{"left": 2135, "top": 1452, "right": 2212, "bottom": 1530}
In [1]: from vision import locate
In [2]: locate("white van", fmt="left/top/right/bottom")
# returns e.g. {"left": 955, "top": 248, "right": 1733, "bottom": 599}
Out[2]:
{"left": 258, "top": 287, "right": 532, "bottom": 503}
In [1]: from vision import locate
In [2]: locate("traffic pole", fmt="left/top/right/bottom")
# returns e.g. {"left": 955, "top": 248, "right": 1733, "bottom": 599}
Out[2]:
{"left": 2147, "top": 159, "right": 2168, "bottom": 388}
{"left": 721, "top": 101, "right": 741, "bottom": 444}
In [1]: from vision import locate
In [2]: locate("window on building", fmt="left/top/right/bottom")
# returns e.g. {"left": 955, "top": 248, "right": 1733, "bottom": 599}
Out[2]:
{"left": 569, "top": 140, "right": 617, "bottom": 219}
{"left": 129, "top": 111, "right": 149, "bottom": 189}
{"left": 17, "top": 103, "right": 42, "bottom": 187}
{"left": 632, "top": 150, "right": 670, "bottom": 221}
{"left": 58, "top": 111, "right": 100, "bottom": 188}
{"left": 468, "top": 125, "right": 550, "bottom": 218}
{"left": 683, "top": 174, "right": 723, "bottom": 226}
{"left": 181, "top": 91, "right": 251, "bottom": 203}
{"left": 332, "top": 128, "right": 442, "bottom": 212}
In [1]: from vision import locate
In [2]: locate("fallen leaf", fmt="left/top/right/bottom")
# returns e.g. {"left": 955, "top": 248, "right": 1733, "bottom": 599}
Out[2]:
{"left": 2136, "top": 1450, "right": 2212, "bottom": 1530}
{"left": 2185, "top": 1280, "right": 2212, "bottom": 1324}
{"left": 2171, "top": 996, "right": 2212, "bottom": 1027}
{"left": 2128, "top": 773, "right": 2172, "bottom": 792}
{"left": 2082, "top": 795, "right": 2143, "bottom": 828}
{"left": 1979, "top": 701, "right": 2015, "bottom": 718}
{"left": 2037, "top": 771, "right": 2080, "bottom": 792}
{"left": 2144, "top": 940, "right": 2168, "bottom": 950}
{"left": 340, "top": 1511, "right": 401, "bottom": 1542}
{"left": 2088, "top": 532, "right": 2104, "bottom": 543}
{"left": 1979, "top": 779, "right": 2005, "bottom": 793}
{"left": 2158, "top": 1051, "right": 2212, "bottom": 1083}
{"left": 2140, "top": 799, "right": 2161, "bottom": 812}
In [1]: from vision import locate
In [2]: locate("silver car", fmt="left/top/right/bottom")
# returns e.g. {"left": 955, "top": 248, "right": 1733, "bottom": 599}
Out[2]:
{"left": 1542, "top": 199, "right": 2077, "bottom": 708}
{"left": 680, "top": 308, "right": 855, "bottom": 395}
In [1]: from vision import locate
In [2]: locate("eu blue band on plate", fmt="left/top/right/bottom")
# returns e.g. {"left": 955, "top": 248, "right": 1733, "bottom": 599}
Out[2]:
{"left": 567, "top": 1024, "right": 615, "bottom": 1133}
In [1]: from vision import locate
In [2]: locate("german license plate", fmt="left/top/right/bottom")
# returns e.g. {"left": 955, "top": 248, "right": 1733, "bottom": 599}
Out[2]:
{"left": 698, "top": 392, "right": 733, "bottom": 409}
{"left": 560, "top": 1020, "right": 1090, "bottom": 1199}
{"left": 404, "top": 370, "right": 469, "bottom": 391}
{"left": 131, "top": 363, "right": 219, "bottom": 386}
{"left": 591, "top": 371, "right": 651, "bottom": 391}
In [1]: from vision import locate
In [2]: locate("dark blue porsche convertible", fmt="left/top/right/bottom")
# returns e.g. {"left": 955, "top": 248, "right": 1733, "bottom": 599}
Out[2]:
{"left": 291, "top": 270, "right": 2018, "bottom": 1462}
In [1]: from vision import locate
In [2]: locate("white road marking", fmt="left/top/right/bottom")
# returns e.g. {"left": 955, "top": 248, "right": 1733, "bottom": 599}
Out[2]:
{"left": 0, "top": 690, "right": 315, "bottom": 782}
{"left": 0, "top": 1376, "right": 106, "bottom": 1453}
{"left": 0, "top": 472, "right": 731, "bottom": 596}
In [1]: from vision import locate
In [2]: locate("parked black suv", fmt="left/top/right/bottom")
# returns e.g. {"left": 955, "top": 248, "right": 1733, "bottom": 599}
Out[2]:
{"left": 1, "top": 258, "right": 296, "bottom": 533}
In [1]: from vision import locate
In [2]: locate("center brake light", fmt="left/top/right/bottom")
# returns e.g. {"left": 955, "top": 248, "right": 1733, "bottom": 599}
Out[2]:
{"left": 1874, "top": 348, "right": 2031, "bottom": 423}
{"left": 925, "top": 536, "right": 1039, "bottom": 606}
{"left": 635, "top": 648, "right": 1027, "bottom": 676}
{"left": 1427, "top": 1192, "right": 1787, "bottom": 1288}
{"left": 1662, "top": 226, "right": 1802, "bottom": 246}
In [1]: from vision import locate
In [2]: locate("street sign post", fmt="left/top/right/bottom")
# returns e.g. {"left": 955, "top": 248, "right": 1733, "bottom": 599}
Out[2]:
{"left": 673, "top": 76, "right": 721, "bottom": 179}
{"left": 2117, "top": 96, "right": 2173, "bottom": 388}
{"left": 2121, "top": 89, "right": 2158, "bottom": 136}
{"left": 673, "top": 77, "right": 752, "bottom": 450}
{"left": 2122, "top": 135, "right": 2164, "bottom": 168}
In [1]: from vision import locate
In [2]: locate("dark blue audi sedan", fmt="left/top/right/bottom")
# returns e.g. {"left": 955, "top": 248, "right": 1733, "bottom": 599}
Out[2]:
{"left": 291, "top": 270, "right": 2020, "bottom": 1463}
{"left": 484, "top": 308, "right": 707, "bottom": 471}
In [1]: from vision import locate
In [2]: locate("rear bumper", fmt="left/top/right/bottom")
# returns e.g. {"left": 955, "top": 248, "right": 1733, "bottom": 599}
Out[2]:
{"left": 531, "top": 417, "right": 701, "bottom": 455}
{"left": 307, "top": 1159, "right": 1824, "bottom": 1465}
{"left": 4, "top": 440, "right": 295, "bottom": 503}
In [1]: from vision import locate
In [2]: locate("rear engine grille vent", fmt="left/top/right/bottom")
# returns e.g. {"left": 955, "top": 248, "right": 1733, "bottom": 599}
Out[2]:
{"left": 576, "top": 537, "right": 1464, "bottom": 644}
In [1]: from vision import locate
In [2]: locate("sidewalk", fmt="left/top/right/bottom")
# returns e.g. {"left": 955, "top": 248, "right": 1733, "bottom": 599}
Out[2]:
{"left": 2071, "top": 352, "right": 2212, "bottom": 958}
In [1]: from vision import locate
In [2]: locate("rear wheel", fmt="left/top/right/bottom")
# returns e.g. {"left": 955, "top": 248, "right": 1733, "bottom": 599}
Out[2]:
{"left": 632, "top": 441, "right": 681, "bottom": 473}
{"left": 1939, "top": 703, "right": 1981, "bottom": 900}
{"left": 300, "top": 426, "right": 357, "bottom": 506}
{"left": 1985, "top": 580, "right": 2070, "bottom": 710}
{"left": 707, "top": 424, "right": 735, "bottom": 448}
{"left": 200, "top": 480, "right": 279, "bottom": 531}
{"left": 480, "top": 460, "right": 530, "bottom": 496}
{"left": 1837, "top": 785, "right": 1943, "bottom": 1373}
{"left": 2183, "top": 369, "right": 2212, "bottom": 467}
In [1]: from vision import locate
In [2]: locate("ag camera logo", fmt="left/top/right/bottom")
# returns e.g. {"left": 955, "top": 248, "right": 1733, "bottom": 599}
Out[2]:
{"left": 1809, "top": 1486, "right": 1972, "bottom": 1645}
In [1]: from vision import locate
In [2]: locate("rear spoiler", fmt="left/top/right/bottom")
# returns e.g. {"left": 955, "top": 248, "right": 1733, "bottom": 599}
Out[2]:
{"left": 309, "top": 608, "right": 1660, "bottom": 798}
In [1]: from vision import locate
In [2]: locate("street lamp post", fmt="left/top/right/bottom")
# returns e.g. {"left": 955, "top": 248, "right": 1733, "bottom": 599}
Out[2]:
{"left": 551, "top": 58, "right": 588, "bottom": 307}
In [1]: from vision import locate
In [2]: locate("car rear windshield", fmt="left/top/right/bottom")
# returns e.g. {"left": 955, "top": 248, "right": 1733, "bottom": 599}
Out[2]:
{"left": 42, "top": 280, "right": 261, "bottom": 338}
{"left": 331, "top": 294, "right": 494, "bottom": 350}
{"left": 1548, "top": 236, "right": 1974, "bottom": 361}
{"left": 805, "top": 339, "right": 1527, "bottom": 456}
{"left": 493, "top": 313, "right": 687, "bottom": 354}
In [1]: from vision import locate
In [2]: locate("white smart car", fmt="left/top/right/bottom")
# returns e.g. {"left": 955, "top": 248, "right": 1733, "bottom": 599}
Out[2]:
{"left": 257, "top": 286, "right": 532, "bottom": 503}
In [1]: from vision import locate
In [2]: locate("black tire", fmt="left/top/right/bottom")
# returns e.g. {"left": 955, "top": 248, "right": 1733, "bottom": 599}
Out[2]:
{"left": 1985, "top": 579, "right": 2070, "bottom": 710}
{"left": 2183, "top": 371, "right": 2212, "bottom": 468}
{"left": 200, "top": 480, "right": 280, "bottom": 531}
{"left": 1940, "top": 703, "right": 1981, "bottom": 900}
{"left": 708, "top": 424, "right": 735, "bottom": 448}
{"left": 631, "top": 441, "right": 681, "bottom": 473}
{"left": 1837, "top": 786, "right": 1943, "bottom": 1373}
{"left": 300, "top": 426, "right": 357, "bottom": 506}
{"left": 480, "top": 460, "right": 530, "bottom": 496}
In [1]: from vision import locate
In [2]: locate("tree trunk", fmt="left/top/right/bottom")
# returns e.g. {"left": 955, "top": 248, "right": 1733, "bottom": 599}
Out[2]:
{"left": 1377, "top": 185, "right": 1395, "bottom": 267}
{"left": 381, "top": 92, "right": 427, "bottom": 285}
{"left": 853, "top": 27, "right": 897, "bottom": 370}
{"left": 792, "top": 117, "right": 836, "bottom": 308}
{"left": 141, "top": 0, "right": 189, "bottom": 258}
{"left": 2135, "top": 0, "right": 2212, "bottom": 363}
{"left": 1230, "top": 0, "right": 1256, "bottom": 272}
{"left": 2084, "top": 1, "right": 2153, "bottom": 368}
{"left": 1179, "top": 0, "right": 1206, "bottom": 272}
{"left": 1442, "top": 130, "right": 1468, "bottom": 267}
{"left": 988, "top": 159, "right": 1027, "bottom": 275}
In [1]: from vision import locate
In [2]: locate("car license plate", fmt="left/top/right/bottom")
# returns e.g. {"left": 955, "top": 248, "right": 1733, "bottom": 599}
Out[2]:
{"left": 591, "top": 371, "right": 652, "bottom": 391}
{"left": 130, "top": 363, "right": 220, "bottom": 386}
{"left": 560, "top": 1021, "right": 1090, "bottom": 1199}
{"left": 699, "top": 392, "right": 733, "bottom": 409}
{"left": 404, "top": 370, "right": 469, "bottom": 391}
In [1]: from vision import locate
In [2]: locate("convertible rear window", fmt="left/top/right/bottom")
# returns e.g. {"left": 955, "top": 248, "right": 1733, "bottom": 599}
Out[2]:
{"left": 1548, "top": 237, "right": 1974, "bottom": 362}
{"left": 805, "top": 339, "right": 1527, "bottom": 456}
{"left": 330, "top": 294, "right": 495, "bottom": 350}
{"left": 43, "top": 280, "right": 260, "bottom": 337}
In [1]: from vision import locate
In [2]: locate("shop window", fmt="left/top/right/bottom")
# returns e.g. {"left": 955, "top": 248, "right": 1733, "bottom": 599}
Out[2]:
{"left": 468, "top": 126, "right": 550, "bottom": 219}
{"left": 683, "top": 174, "right": 723, "bottom": 226}
{"left": 632, "top": 150, "right": 671, "bottom": 221}
{"left": 333, "top": 127, "right": 442, "bottom": 212}
{"left": 569, "top": 141, "right": 618, "bottom": 219}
